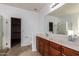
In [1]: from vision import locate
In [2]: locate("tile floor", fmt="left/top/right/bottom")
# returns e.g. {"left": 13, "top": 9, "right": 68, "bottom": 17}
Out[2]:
{"left": 0, "top": 44, "right": 41, "bottom": 56}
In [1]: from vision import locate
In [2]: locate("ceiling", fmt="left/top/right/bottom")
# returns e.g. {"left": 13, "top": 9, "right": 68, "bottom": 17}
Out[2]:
{"left": 3, "top": 3, "right": 51, "bottom": 13}
{"left": 48, "top": 3, "right": 79, "bottom": 16}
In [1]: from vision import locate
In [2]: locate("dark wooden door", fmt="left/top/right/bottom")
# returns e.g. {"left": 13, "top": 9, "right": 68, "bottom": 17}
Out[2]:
{"left": 11, "top": 17, "right": 21, "bottom": 47}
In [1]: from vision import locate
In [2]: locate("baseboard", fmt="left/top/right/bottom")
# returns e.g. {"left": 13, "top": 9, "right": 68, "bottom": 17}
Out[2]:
{"left": 32, "top": 48, "right": 37, "bottom": 52}
{"left": 21, "top": 41, "right": 32, "bottom": 47}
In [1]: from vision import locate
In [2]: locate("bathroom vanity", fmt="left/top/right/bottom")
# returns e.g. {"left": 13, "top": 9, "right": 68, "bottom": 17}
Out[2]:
{"left": 36, "top": 34, "right": 79, "bottom": 56}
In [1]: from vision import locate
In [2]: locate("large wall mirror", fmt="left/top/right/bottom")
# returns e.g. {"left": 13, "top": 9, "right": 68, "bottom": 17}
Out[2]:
{"left": 44, "top": 3, "right": 79, "bottom": 36}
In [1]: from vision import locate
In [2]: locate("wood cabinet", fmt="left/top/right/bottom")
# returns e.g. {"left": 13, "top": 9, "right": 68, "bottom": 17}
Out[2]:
{"left": 39, "top": 38, "right": 44, "bottom": 55}
{"left": 36, "top": 37, "right": 40, "bottom": 52}
{"left": 49, "top": 41, "right": 62, "bottom": 56}
{"left": 62, "top": 46, "right": 79, "bottom": 56}
{"left": 36, "top": 36, "right": 62, "bottom": 56}
{"left": 36, "top": 37, "right": 44, "bottom": 55}
{"left": 36, "top": 36, "right": 49, "bottom": 56}
{"left": 50, "top": 41, "right": 62, "bottom": 52}
{"left": 43, "top": 39, "right": 49, "bottom": 56}
{"left": 36, "top": 36, "right": 79, "bottom": 56}
{"left": 49, "top": 47, "right": 61, "bottom": 56}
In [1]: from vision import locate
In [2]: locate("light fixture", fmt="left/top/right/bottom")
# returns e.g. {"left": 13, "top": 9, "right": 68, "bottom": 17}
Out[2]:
{"left": 68, "top": 30, "right": 74, "bottom": 35}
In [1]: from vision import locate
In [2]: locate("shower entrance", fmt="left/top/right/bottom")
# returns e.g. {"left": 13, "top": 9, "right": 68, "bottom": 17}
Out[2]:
{"left": 11, "top": 17, "right": 21, "bottom": 47}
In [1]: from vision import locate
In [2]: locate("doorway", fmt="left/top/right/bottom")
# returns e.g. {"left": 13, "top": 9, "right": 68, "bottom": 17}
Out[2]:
{"left": 11, "top": 17, "right": 21, "bottom": 47}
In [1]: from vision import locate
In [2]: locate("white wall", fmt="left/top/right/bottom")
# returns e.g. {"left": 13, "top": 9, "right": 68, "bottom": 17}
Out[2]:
{"left": 0, "top": 4, "right": 39, "bottom": 49}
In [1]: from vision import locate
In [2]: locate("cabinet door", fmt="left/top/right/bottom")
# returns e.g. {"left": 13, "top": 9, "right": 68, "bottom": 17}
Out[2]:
{"left": 39, "top": 38, "right": 44, "bottom": 55}
{"left": 50, "top": 41, "right": 62, "bottom": 52}
{"left": 43, "top": 39, "right": 49, "bottom": 56}
{"left": 36, "top": 37, "right": 40, "bottom": 52}
{"left": 49, "top": 47, "right": 61, "bottom": 56}
{"left": 62, "top": 47, "right": 79, "bottom": 56}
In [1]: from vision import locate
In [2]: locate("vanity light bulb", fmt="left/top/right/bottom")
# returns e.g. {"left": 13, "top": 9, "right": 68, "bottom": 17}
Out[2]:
{"left": 68, "top": 30, "right": 74, "bottom": 35}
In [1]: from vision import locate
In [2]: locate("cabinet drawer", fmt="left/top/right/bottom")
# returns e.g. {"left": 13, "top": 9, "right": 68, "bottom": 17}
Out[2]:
{"left": 50, "top": 41, "right": 62, "bottom": 52}
{"left": 63, "top": 47, "right": 79, "bottom": 56}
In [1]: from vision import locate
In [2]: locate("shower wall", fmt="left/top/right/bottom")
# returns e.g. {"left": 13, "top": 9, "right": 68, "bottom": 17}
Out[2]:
{"left": 0, "top": 16, "right": 3, "bottom": 49}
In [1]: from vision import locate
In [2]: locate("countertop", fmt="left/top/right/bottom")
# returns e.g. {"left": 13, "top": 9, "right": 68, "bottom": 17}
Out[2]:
{"left": 37, "top": 34, "right": 79, "bottom": 52}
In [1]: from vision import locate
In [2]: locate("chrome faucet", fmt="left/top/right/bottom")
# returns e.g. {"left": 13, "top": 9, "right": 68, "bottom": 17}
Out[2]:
{"left": 68, "top": 35, "right": 77, "bottom": 42}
